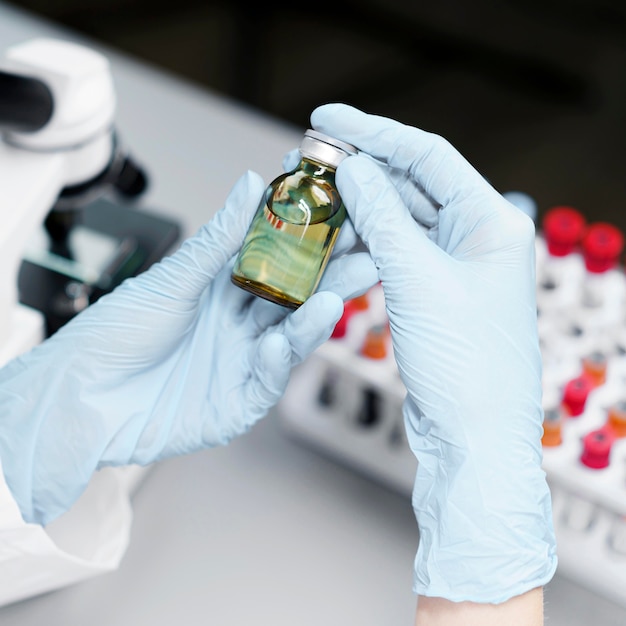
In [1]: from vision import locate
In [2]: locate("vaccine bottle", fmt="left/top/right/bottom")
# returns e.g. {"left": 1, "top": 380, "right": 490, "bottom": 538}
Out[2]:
{"left": 231, "top": 129, "right": 357, "bottom": 309}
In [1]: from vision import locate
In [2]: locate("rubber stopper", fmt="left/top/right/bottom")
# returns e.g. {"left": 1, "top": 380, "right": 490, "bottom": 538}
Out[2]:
{"left": 580, "top": 427, "right": 615, "bottom": 469}
{"left": 542, "top": 206, "right": 586, "bottom": 256}
{"left": 582, "top": 223, "right": 624, "bottom": 273}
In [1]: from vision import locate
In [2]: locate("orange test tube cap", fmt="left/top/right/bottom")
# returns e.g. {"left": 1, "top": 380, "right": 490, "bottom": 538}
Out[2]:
{"left": 582, "top": 352, "right": 608, "bottom": 388}
{"left": 542, "top": 407, "right": 563, "bottom": 447}
{"left": 350, "top": 293, "right": 370, "bottom": 311}
{"left": 361, "top": 323, "right": 389, "bottom": 360}
{"left": 607, "top": 401, "right": 626, "bottom": 438}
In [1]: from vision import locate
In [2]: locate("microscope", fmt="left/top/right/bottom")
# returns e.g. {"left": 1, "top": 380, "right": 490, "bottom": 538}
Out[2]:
{"left": 0, "top": 38, "right": 180, "bottom": 366}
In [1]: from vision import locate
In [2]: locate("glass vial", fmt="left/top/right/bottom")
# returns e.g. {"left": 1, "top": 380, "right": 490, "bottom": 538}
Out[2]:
{"left": 231, "top": 129, "right": 357, "bottom": 309}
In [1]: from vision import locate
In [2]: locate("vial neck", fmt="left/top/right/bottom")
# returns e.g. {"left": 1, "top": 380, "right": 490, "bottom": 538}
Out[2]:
{"left": 298, "top": 157, "right": 336, "bottom": 177}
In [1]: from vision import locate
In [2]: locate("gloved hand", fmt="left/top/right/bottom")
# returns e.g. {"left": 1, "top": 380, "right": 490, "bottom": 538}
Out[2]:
{"left": 0, "top": 169, "right": 378, "bottom": 525}
{"left": 311, "top": 104, "right": 557, "bottom": 603}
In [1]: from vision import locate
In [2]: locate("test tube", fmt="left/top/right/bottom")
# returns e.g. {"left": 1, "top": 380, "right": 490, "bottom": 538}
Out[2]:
{"left": 581, "top": 222, "right": 624, "bottom": 308}
{"left": 537, "top": 206, "right": 586, "bottom": 311}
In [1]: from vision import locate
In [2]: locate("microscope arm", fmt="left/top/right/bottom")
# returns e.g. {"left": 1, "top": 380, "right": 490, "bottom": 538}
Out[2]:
{"left": 0, "top": 38, "right": 118, "bottom": 361}
{"left": 0, "top": 149, "right": 65, "bottom": 363}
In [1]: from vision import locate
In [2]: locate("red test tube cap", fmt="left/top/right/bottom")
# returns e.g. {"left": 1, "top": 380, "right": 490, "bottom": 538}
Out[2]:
{"left": 542, "top": 206, "right": 586, "bottom": 257}
{"left": 582, "top": 223, "right": 624, "bottom": 273}
{"left": 562, "top": 375, "right": 593, "bottom": 417}
{"left": 580, "top": 427, "right": 615, "bottom": 469}
{"left": 331, "top": 301, "right": 355, "bottom": 339}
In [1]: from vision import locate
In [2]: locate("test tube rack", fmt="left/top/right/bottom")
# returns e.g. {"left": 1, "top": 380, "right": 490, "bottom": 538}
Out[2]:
{"left": 278, "top": 206, "right": 626, "bottom": 608}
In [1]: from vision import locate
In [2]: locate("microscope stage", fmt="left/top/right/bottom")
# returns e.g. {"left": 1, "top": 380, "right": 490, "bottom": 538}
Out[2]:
{"left": 18, "top": 198, "right": 181, "bottom": 336}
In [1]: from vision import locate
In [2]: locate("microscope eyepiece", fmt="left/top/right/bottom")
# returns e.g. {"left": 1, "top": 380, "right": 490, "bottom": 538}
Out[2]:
{"left": 0, "top": 70, "right": 53, "bottom": 133}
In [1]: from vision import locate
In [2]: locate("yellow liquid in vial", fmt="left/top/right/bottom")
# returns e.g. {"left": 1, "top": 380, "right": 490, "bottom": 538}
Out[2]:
{"left": 231, "top": 165, "right": 345, "bottom": 308}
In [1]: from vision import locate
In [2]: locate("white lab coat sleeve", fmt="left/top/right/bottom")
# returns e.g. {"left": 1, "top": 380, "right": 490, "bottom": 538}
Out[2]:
{"left": 0, "top": 459, "right": 142, "bottom": 607}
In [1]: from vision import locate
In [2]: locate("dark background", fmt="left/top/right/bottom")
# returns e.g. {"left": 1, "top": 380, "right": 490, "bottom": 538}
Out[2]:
{"left": 7, "top": 0, "right": 626, "bottom": 229}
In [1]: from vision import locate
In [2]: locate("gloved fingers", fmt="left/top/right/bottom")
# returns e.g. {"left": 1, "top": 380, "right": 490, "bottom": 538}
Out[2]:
{"left": 357, "top": 152, "right": 440, "bottom": 230}
{"left": 249, "top": 297, "right": 291, "bottom": 334}
{"left": 317, "top": 251, "right": 379, "bottom": 300}
{"left": 387, "top": 163, "right": 441, "bottom": 228}
{"left": 311, "top": 103, "right": 494, "bottom": 210}
{"left": 136, "top": 170, "right": 266, "bottom": 301}
{"left": 336, "top": 155, "right": 442, "bottom": 272}
{"left": 282, "top": 145, "right": 434, "bottom": 257}
{"left": 279, "top": 291, "right": 344, "bottom": 364}
{"left": 330, "top": 218, "right": 361, "bottom": 258}
{"left": 282, "top": 148, "right": 300, "bottom": 172}
{"left": 242, "top": 333, "right": 292, "bottom": 417}
{"left": 290, "top": 143, "right": 440, "bottom": 232}
{"left": 210, "top": 259, "right": 271, "bottom": 322}
{"left": 282, "top": 132, "right": 440, "bottom": 235}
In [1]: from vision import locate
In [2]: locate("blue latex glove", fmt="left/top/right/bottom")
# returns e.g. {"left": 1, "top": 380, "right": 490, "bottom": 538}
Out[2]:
{"left": 311, "top": 104, "right": 557, "bottom": 603}
{"left": 0, "top": 170, "right": 378, "bottom": 525}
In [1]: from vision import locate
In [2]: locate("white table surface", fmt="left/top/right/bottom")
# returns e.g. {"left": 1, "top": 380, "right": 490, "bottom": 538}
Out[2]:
{"left": 1, "top": 3, "right": 625, "bottom": 624}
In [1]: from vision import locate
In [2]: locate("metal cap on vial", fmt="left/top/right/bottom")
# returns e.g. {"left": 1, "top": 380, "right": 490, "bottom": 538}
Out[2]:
{"left": 299, "top": 129, "right": 357, "bottom": 168}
